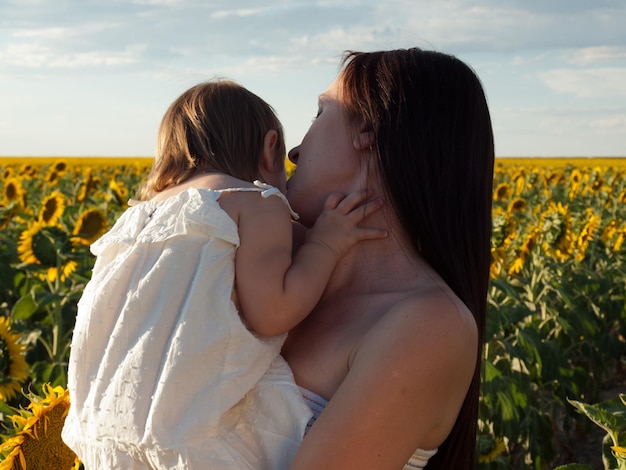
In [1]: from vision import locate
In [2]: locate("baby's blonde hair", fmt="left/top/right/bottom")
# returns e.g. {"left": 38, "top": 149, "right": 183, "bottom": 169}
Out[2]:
{"left": 138, "top": 79, "right": 285, "bottom": 200}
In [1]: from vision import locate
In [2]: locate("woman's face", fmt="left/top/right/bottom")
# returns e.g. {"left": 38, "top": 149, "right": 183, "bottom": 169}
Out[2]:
{"left": 286, "top": 79, "right": 366, "bottom": 227}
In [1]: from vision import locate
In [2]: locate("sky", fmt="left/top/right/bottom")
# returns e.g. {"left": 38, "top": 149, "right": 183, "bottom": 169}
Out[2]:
{"left": 0, "top": 0, "right": 625, "bottom": 158}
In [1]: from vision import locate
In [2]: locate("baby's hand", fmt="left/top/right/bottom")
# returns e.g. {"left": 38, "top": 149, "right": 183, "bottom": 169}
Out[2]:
{"left": 305, "top": 190, "right": 387, "bottom": 260}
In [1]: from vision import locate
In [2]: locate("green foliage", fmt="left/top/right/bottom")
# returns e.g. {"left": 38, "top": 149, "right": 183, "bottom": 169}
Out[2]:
{"left": 555, "top": 465, "right": 594, "bottom": 470}
{"left": 0, "top": 158, "right": 625, "bottom": 468}
{"left": 563, "top": 394, "right": 626, "bottom": 470}
{"left": 480, "top": 163, "right": 626, "bottom": 468}
{"left": 0, "top": 159, "right": 150, "bottom": 411}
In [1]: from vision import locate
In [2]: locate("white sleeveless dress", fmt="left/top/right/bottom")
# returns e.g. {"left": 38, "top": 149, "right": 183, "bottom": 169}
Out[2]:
{"left": 62, "top": 182, "right": 312, "bottom": 469}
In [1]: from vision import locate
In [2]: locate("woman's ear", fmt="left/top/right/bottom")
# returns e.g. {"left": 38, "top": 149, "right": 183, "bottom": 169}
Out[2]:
{"left": 353, "top": 129, "right": 375, "bottom": 151}
{"left": 259, "top": 129, "right": 279, "bottom": 174}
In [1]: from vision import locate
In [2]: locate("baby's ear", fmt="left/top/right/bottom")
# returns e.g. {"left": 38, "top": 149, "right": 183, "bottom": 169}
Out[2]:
{"left": 352, "top": 129, "right": 375, "bottom": 151}
{"left": 259, "top": 130, "right": 279, "bottom": 173}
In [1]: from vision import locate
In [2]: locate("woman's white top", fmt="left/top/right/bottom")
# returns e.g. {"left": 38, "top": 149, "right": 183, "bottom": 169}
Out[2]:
{"left": 62, "top": 183, "right": 311, "bottom": 469}
{"left": 300, "top": 387, "right": 438, "bottom": 469}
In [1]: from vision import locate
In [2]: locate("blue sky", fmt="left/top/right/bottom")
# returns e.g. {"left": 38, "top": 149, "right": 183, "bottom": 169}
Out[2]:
{"left": 1, "top": 0, "right": 625, "bottom": 157}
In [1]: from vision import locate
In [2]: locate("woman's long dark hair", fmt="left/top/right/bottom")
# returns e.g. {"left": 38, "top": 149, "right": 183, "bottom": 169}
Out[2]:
{"left": 339, "top": 48, "right": 494, "bottom": 469}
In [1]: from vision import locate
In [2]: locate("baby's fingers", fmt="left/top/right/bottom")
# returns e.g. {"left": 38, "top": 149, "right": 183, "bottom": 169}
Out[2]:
{"left": 323, "top": 192, "right": 348, "bottom": 211}
{"left": 351, "top": 197, "right": 384, "bottom": 220}
{"left": 331, "top": 189, "right": 375, "bottom": 214}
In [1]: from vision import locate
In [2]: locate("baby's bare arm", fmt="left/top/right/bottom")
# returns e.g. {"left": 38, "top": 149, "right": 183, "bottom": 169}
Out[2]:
{"left": 235, "top": 191, "right": 385, "bottom": 337}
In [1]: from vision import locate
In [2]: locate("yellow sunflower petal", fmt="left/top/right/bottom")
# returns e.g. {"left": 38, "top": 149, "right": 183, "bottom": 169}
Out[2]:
{"left": 611, "top": 445, "right": 626, "bottom": 459}
{"left": 0, "top": 385, "right": 77, "bottom": 469}
{"left": 38, "top": 192, "right": 66, "bottom": 226}
{"left": 0, "top": 317, "right": 29, "bottom": 401}
{"left": 72, "top": 209, "right": 108, "bottom": 245}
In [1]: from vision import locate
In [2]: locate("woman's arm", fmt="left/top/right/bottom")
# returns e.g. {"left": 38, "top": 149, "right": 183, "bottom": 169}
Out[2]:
{"left": 289, "top": 294, "right": 478, "bottom": 469}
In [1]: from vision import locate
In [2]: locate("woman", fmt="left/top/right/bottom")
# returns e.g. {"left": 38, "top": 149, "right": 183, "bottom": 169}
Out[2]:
{"left": 283, "top": 48, "right": 494, "bottom": 469}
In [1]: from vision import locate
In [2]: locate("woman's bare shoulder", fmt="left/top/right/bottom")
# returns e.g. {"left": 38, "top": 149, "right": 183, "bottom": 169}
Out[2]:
{"left": 291, "top": 287, "right": 479, "bottom": 468}
{"left": 359, "top": 286, "right": 477, "bottom": 359}
{"left": 396, "top": 287, "right": 475, "bottom": 344}
{"left": 349, "top": 289, "right": 478, "bottom": 445}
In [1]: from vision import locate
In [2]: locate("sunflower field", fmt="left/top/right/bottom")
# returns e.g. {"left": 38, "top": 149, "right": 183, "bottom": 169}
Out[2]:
{"left": 0, "top": 156, "right": 625, "bottom": 469}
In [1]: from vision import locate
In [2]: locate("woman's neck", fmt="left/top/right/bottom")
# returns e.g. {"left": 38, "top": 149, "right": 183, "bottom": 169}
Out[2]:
{"left": 322, "top": 225, "right": 425, "bottom": 298}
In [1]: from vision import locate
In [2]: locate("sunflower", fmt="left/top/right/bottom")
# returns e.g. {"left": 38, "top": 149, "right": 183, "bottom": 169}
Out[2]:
{"left": 2, "top": 178, "right": 26, "bottom": 208}
{"left": 509, "top": 227, "right": 540, "bottom": 275}
{"left": 0, "top": 317, "right": 29, "bottom": 402}
{"left": 507, "top": 197, "right": 527, "bottom": 213}
{"left": 72, "top": 209, "right": 108, "bottom": 245}
{"left": 108, "top": 179, "right": 128, "bottom": 206}
{"left": 478, "top": 438, "right": 507, "bottom": 464}
{"left": 601, "top": 220, "right": 619, "bottom": 245}
{"left": 38, "top": 192, "right": 66, "bottom": 226}
{"left": 600, "top": 220, "right": 626, "bottom": 252}
{"left": 545, "top": 169, "right": 564, "bottom": 186}
{"left": 611, "top": 445, "right": 626, "bottom": 460}
{"left": 614, "top": 228, "right": 625, "bottom": 252}
{"left": 0, "top": 204, "right": 21, "bottom": 231}
{"left": 52, "top": 160, "right": 68, "bottom": 174}
{"left": 586, "top": 167, "right": 604, "bottom": 192}
{"left": 493, "top": 183, "right": 512, "bottom": 201}
{"left": 514, "top": 175, "right": 526, "bottom": 195}
{"left": 45, "top": 168, "right": 59, "bottom": 186}
{"left": 490, "top": 247, "right": 506, "bottom": 279}
{"left": 17, "top": 222, "right": 77, "bottom": 282}
{"left": 568, "top": 168, "right": 583, "bottom": 200}
{"left": 540, "top": 201, "right": 575, "bottom": 261}
{"left": 510, "top": 168, "right": 525, "bottom": 184}
{"left": 285, "top": 158, "right": 296, "bottom": 178}
{"left": 570, "top": 168, "right": 582, "bottom": 185}
{"left": 0, "top": 384, "right": 79, "bottom": 470}
{"left": 76, "top": 168, "right": 94, "bottom": 203}
{"left": 18, "top": 164, "right": 36, "bottom": 178}
{"left": 575, "top": 211, "right": 601, "bottom": 262}
{"left": 2, "top": 167, "right": 13, "bottom": 180}
{"left": 491, "top": 208, "right": 516, "bottom": 250}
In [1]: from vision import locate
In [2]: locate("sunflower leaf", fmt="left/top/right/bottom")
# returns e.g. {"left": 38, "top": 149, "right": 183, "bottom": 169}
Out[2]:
{"left": 10, "top": 295, "right": 38, "bottom": 321}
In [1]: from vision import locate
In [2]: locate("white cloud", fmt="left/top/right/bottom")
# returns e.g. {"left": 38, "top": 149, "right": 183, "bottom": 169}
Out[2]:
{"left": 539, "top": 68, "right": 626, "bottom": 98}
{"left": 284, "top": 26, "right": 381, "bottom": 58}
{"left": 133, "top": 0, "right": 182, "bottom": 5}
{"left": 1, "top": 43, "right": 50, "bottom": 68}
{"left": 12, "top": 22, "right": 119, "bottom": 39}
{"left": 393, "top": 1, "right": 626, "bottom": 54}
{"left": 511, "top": 53, "right": 549, "bottom": 66}
{"left": 588, "top": 115, "right": 626, "bottom": 131}
{"left": 492, "top": 104, "right": 626, "bottom": 156}
{"left": 211, "top": 7, "right": 267, "bottom": 19}
{"left": 0, "top": 42, "right": 145, "bottom": 68}
{"left": 1, "top": 0, "right": 626, "bottom": 156}
{"left": 50, "top": 47, "right": 145, "bottom": 68}
{"left": 565, "top": 46, "right": 626, "bottom": 65}
{"left": 13, "top": 27, "right": 69, "bottom": 39}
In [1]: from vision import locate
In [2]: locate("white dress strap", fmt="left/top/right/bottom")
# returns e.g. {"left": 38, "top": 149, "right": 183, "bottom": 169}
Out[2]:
{"left": 219, "top": 180, "right": 299, "bottom": 220}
